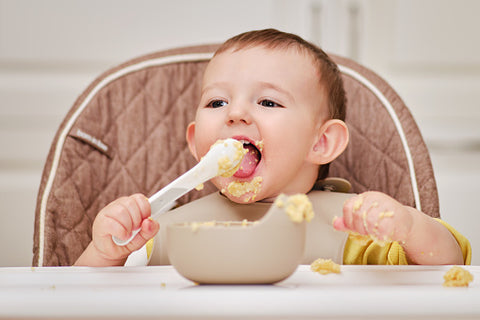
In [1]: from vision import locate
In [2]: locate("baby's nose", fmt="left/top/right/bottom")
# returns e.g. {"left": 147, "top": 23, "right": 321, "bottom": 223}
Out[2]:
{"left": 227, "top": 102, "right": 252, "bottom": 125}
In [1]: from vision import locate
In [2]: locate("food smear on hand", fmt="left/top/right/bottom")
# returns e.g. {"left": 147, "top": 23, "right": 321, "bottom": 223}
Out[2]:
{"left": 226, "top": 176, "right": 263, "bottom": 202}
{"left": 352, "top": 195, "right": 363, "bottom": 212}
{"left": 215, "top": 139, "right": 247, "bottom": 178}
{"left": 443, "top": 266, "right": 474, "bottom": 287}
{"left": 274, "top": 194, "right": 314, "bottom": 223}
{"left": 310, "top": 258, "right": 341, "bottom": 275}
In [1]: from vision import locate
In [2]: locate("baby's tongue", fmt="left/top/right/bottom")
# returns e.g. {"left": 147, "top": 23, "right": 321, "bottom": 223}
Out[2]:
{"left": 234, "top": 143, "right": 260, "bottom": 178}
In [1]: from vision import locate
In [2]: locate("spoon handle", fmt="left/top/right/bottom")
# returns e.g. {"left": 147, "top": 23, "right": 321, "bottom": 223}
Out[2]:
{"left": 111, "top": 138, "right": 243, "bottom": 246}
{"left": 112, "top": 159, "right": 215, "bottom": 246}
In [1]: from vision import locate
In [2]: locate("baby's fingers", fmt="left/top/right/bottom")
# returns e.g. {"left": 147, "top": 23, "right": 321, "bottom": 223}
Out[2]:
{"left": 332, "top": 216, "right": 348, "bottom": 232}
{"left": 131, "top": 193, "right": 151, "bottom": 220}
{"left": 126, "top": 218, "right": 160, "bottom": 252}
{"left": 341, "top": 194, "right": 368, "bottom": 233}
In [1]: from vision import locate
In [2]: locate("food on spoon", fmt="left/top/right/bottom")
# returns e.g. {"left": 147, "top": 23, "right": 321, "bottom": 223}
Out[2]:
{"left": 274, "top": 194, "right": 314, "bottom": 223}
{"left": 215, "top": 139, "right": 247, "bottom": 177}
{"left": 310, "top": 258, "right": 341, "bottom": 275}
{"left": 443, "top": 266, "right": 474, "bottom": 287}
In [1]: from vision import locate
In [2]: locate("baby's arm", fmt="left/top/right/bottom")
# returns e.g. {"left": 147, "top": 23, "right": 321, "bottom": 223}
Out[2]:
{"left": 74, "top": 194, "right": 160, "bottom": 267}
{"left": 333, "top": 191, "right": 464, "bottom": 265}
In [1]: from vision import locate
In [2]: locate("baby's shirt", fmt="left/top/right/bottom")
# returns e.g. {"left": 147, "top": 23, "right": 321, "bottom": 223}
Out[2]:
{"left": 343, "top": 219, "right": 471, "bottom": 265}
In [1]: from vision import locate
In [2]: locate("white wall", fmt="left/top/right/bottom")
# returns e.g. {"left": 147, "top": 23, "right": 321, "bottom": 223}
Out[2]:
{"left": 1, "top": 0, "right": 478, "bottom": 266}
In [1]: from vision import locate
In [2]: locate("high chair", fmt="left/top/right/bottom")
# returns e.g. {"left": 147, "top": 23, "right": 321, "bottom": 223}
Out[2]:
{"left": 32, "top": 44, "right": 439, "bottom": 266}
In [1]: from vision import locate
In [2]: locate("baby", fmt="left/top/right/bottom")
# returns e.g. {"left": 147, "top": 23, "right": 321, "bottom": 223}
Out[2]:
{"left": 74, "top": 29, "right": 470, "bottom": 267}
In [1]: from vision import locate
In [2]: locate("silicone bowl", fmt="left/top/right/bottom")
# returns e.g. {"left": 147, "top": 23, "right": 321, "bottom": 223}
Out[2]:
{"left": 166, "top": 194, "right": 308, "bottom": 284}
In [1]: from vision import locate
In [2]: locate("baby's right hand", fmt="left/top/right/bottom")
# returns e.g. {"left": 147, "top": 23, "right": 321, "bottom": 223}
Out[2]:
{"left": 90, "top": 194, "right": 160, "bottom": 265}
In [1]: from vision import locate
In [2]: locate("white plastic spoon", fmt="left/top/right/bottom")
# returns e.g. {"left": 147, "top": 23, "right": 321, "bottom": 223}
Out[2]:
{"left": 112, "top": 138, "right": 245, "bottom": 246}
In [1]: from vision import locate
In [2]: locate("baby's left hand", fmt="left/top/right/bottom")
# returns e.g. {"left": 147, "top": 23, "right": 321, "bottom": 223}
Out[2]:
{"left": 333, "top": 191, "right": 413, "bottom": 243}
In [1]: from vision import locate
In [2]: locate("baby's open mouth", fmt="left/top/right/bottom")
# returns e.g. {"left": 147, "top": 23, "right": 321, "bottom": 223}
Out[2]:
{"left": 234, "top": 140, "right": 261, "bottom": 178}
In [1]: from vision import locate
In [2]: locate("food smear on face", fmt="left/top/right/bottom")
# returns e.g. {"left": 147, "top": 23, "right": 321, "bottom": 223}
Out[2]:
{"left": 443, "top": 266, "right": 474, "bottom": 287}
{"left": 226, "top": 176, "right": 263, "bottom": 202}
{"left": 310, "top": 258, "right": 341, "bottom": 275}
{"left": 255, "top": 140, "right": 264, "bottom": 152}
{"left": 274, "top": 194, "right": 314, "bottom": 223}
{"left": 233, "top": 142, "right": 261, "bottom": 178}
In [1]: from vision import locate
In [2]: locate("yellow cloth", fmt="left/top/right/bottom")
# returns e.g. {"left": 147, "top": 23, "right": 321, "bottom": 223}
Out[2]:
{"left": 343, "top": 219, "right": 471, "bottom": 265}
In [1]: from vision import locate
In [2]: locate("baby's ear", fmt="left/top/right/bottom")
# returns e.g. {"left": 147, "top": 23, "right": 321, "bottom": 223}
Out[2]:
{"left": 185, "top": 122, "right": 199, "bottom": 160}
{"left": 307, "top": 119, "right": 349, "bottom": 165}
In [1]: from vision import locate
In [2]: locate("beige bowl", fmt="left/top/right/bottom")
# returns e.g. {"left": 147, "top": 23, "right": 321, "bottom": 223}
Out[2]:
{"left": 166, "top": 194, "right": 308, "bottom": 284}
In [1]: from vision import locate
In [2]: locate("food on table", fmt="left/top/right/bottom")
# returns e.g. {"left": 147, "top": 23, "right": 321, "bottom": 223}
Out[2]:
{"left": 443, "top": 266, "right": 474, "bottom": 287}
{"left": 310, "top": 258, "right": 341, "bottom": 275}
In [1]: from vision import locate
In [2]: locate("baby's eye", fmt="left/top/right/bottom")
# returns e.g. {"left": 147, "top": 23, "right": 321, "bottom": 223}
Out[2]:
{"left": 259, "top": 99, "right": 282, "bottom": 108}
{"left": 207, "top": 100, "right": 228, "bottom": 108}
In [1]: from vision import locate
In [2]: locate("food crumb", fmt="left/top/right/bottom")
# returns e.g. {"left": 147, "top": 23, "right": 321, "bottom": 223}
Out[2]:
{"left": 378, "top": 211, "right": 394, "bottom": 219}
{"left": 274, "top": 194, "right": 314, "bottom": 223}
{"left": 190, "top": 221, "right": 216, "bottom": 232}
{"left": 311, "top": 258, "right": 341, "bottom": 275}
{"left": 255, "top": 140, "right": 264, "bottom": 152}
{"left": 353, "top": 196, "right": 363, "bottom": 212}
{"left": 188, "top": 220, "right": 256, "bottom": 231}
{"left": 195, "top": 183, "right": 204, "bottom": 191}
{"left": 443, "top": 266, "right": 474, "bottom": 287}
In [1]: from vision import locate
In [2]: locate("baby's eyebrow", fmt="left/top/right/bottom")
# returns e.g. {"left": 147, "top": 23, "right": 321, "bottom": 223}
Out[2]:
{"left": 257, "top": 81, "right": 295, "bottom": 103}
{"left": 201, "top": 82, "right": 229, "bottom": 96}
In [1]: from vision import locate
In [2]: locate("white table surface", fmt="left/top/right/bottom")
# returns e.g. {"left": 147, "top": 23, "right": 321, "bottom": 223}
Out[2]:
{"left": 1, "top": 265, "right": 479, "bottom": 319}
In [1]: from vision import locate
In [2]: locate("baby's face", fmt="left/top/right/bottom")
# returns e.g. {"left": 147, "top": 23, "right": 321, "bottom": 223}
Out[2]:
{"left": 187, "top": 46, "right": 328, "bottom": 203}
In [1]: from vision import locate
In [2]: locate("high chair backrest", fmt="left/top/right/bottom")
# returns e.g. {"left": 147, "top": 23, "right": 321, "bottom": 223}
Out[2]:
{"left": 33, "top": 44, "right": 439, "bottom": 266}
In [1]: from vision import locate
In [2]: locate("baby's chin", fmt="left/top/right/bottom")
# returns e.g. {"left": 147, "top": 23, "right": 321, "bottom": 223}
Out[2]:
{"left": 214, "top": 176, "right": 265, "bottom": 204}
{"left": 222, "top": 193, "right": 260, "bottom": 204}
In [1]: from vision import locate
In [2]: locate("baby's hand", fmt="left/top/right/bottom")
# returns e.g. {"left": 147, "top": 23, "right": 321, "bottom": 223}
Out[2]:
{"left": 91, "top": 194, "right": 160, "bottom": 264}
{"left": 333, "top": 191, "right": 413, "bottom": 244}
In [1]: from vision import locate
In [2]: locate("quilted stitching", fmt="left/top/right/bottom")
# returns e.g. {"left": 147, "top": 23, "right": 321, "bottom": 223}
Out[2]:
{"left": 42, "top": 62, "right": 209, "bottom": 265}
{"left": 36, "top": 51, "right": 437, "bottom": 266}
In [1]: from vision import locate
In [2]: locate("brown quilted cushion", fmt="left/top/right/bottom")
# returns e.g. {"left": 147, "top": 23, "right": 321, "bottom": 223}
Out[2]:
{"left": 330, "top": 55, "right": 438, "bottom": 218}
{"left": 33, "top": 46, "right": 438, "bottom": 266}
